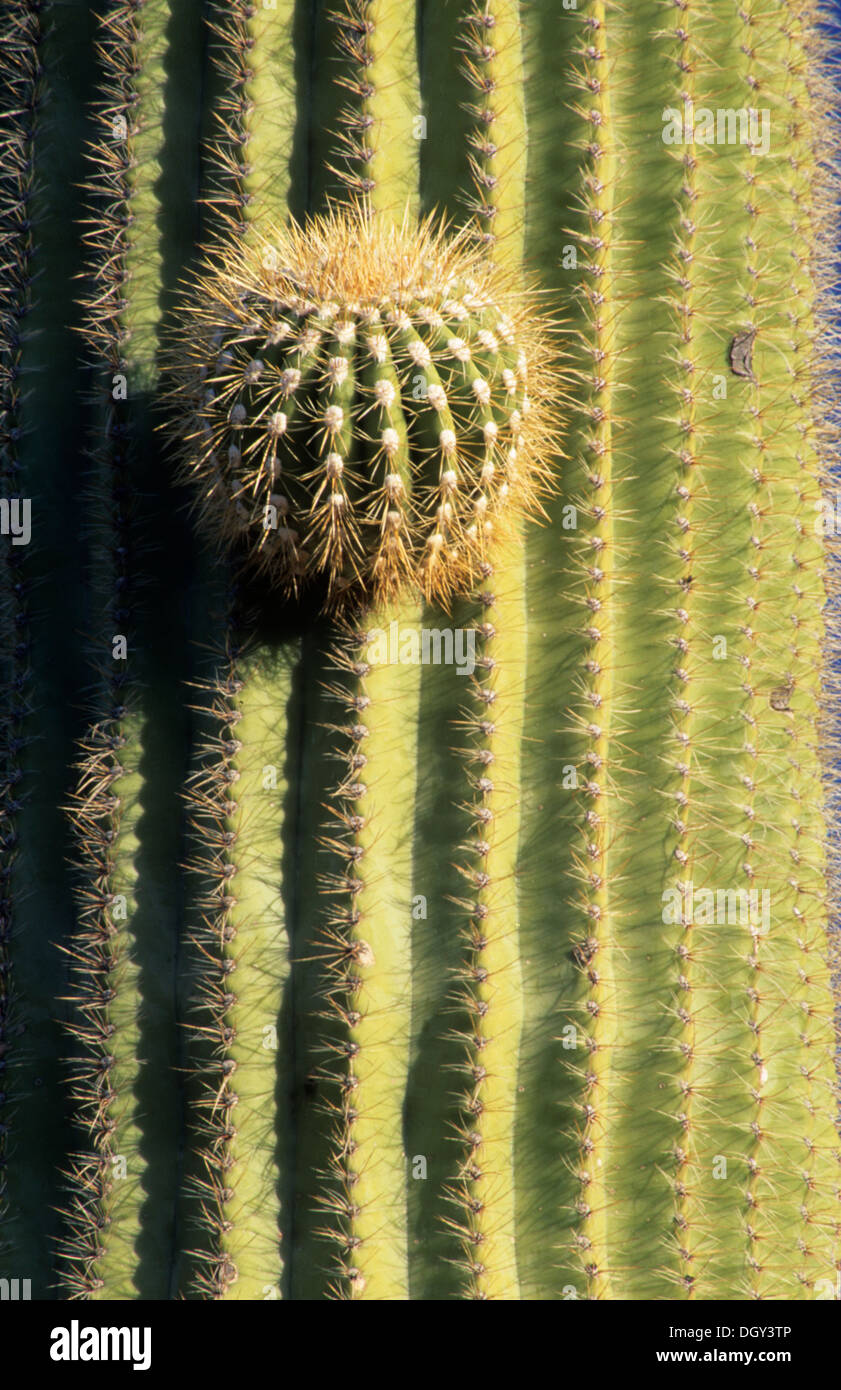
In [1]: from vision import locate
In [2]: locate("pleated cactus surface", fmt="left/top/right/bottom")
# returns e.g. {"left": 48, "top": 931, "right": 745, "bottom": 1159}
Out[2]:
{"left": 0, "top": 0, "right": 839, "bottom": 1303}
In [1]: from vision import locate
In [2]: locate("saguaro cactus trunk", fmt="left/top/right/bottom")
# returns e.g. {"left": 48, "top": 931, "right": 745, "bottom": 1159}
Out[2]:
{"left": 0, "top": 0, "right": 838, "bottom": 1303}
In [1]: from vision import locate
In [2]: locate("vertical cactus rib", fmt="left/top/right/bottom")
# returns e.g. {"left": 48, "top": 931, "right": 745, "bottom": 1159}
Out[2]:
{"left": 61, "top": 712, "right": 147, "bottom": 1299}
{"left": 205, "top": 0, "right": 302, "bottom": 241}
{"left": 551, "top": 0, "right": 620, "bottom": 1301}
{"left": 0, "top": 0, "right": 41, "bottom": 1278}
{"left": 442, "top": 1, "right": 528, "bottom": 1301}
{"left": 61, "top": 8, "right": 146, "bottom": 1279}
{"left": 314, "top": 616, "right": 419, "bottom": 1299}
{"left": 61, "top": 0, "right": 205, "bottom": 1298}
{"left": 405, "top": 0, "right": 478, "bottom": 1301}
{"left": 458, "top": 1, "right": 524, "bottom": 257}
{"left": 517, "top": 0, "right": 588, "bottom": 1301}
{"left": 609, "top": 0, "right": 752, "bottom": 1301}
{"left": 184, "top": 632, "right": 298, "bottom": 1300}
{"left": 726, "top": 0, "right": 794, "bottom": 1301}
{"left": 60, "top": 0, "right": 150, "bottom": 1300}
{"left": 660, "top": 0, "right": 757, "bottom": 1301}
{"left": 447, "top": 548, "right": 526, "bottom": 1300}
{"left": 179, "top": 0, "right": 304, "bottom": 1299}
{"left": 304, "top": 0, "right": 424, "bottom": 1302}
{"left": 658, "top": 0, "right": 703, "bottom": 1298}
{"left": 783, "top": 2, "right": 841, "bottom": 1282}
{"left": 786, "top": 0, "right": 841, "bottom": 1286}
{"left": 328, "top": 1, "right": 418, "bottom": 218}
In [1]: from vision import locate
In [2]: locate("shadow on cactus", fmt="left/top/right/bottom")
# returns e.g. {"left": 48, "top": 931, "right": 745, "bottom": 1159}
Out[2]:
{"left": 164, "top": 205, "right": 560, "bottom": 607}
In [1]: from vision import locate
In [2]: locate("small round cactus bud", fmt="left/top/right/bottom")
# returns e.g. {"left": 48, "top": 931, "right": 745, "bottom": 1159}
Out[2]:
{"left": 167, "top": 207, "right": 558, "bottom": 604}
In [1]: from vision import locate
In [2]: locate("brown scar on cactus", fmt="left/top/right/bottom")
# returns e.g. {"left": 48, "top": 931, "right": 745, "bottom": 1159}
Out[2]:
{"left": 728, "top": 327, "right": 756, "bottom": 381}
{"left": 163, "top": 203, "right": 560, "bottom": 610}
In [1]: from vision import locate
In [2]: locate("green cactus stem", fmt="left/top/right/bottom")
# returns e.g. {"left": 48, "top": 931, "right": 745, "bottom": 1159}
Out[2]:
{"left": 0, "top": 0, "right": 838, "bottom": 1305}
{"left": 515, "top": 0, "right": 841, "bottom": 1299}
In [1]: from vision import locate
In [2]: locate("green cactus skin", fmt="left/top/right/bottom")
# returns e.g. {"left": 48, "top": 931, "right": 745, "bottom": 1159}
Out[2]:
{"left": 516, "top": 0, "right": 841, "bottom": 1300}
{"left": 0, "top": 0, "right": 839, "bottom": 1304}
